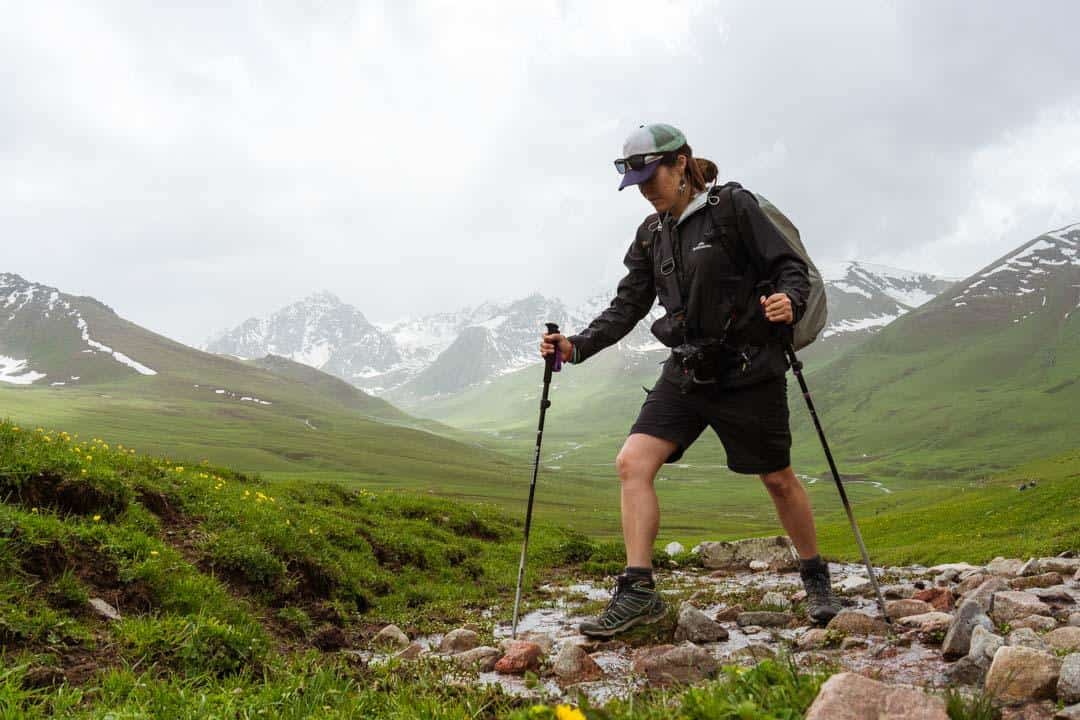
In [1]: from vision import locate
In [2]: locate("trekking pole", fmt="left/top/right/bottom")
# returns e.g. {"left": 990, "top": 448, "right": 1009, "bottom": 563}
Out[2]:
{"left": 511, "top": 322, "right": 562, "bottom": 638}
{"left": 783, "top": 341, "right": 891, "bottom": 624}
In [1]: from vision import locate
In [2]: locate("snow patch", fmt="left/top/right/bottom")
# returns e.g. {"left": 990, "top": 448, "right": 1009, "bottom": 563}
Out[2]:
{"left": 822, "top": 313, "right": 899, "bottom": 338}
{"left": 0, "top": 355, "right": 47, "bottom": 385}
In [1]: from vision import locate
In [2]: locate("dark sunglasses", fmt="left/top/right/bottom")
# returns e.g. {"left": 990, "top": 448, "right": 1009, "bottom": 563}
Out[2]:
{"left": 613, "top": 152, "right": 670, "bottom": 175}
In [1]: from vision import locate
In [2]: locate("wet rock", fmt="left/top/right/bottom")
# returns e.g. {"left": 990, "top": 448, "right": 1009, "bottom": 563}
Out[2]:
{"left": 440, "top": 628, "right": 481, "bottom": 654}
{"left": 826, "top": 610, "right": 889, "bottom": 635}
{"left": 88, "top": 598, "right": 121, "bottom": 621}
{"left": 552, "top": 643, "right": 603, "bottom": 683}
{"left": 714, "top": 604, "right": 744, "bottom": 622}
{"left": 452, "top": 646, "right": 501, "bottom": 672}
{"left": 762, "top": 591, "right": 791, "bottom": 610}
{"left": 1013, "top": 615, "right": 1059, "bottom": 632}
{"left": 395, "top": 642, "right": 424, "bottom": 660}
{"left": 631, "top": 642, "right": 718, "bottom": 685}
{"left": 749, "top": 560, "right": 770, "bottom": 572}
{"left": 988, "top": 557, "right": 1027, "bottom": 577}
{"left": 886, "top": 599, "right": 936, "bottom": 619}
{"left": 372, "top": 624, "right": 409, "bottom": 650}
{"left": 992, "top": 591, "right": 1052, "bottom": 625}
{"left": 494, "top": 641, "right": 543, "bottom": 675}
{"left": 897, "top": 612, "right": 954, "bottom": 634}
{"left": 517, "top": 632, "right": 554, "bottom": 655}
{"left": 732, "top": 642, "right": 777, "bottom": 662}
{"left": 985, "top": 646, "right": 1062, "bottom": 703}
{"left": 912, "top": 587, "right": 955, "bottom": 612}
{"left": 1007, "top": 628, "right": 1050, "bottom": 652}
{"left": 969, "top": 625, "right": 1005, "bottom": 666}
{"left": 964, "top": 577, "right": 1010, "bottom": 612}
{"left": 943, "top": 599, "right": 993, "bottom": 658}
{"left": 675, "top": 602, "right": 729, "bottom": 643}
{"left": 835, "top": 574, "right": 872, "bottom": 594}
{"left": 665, "top": 541, "right": 685, "bottom": 557}
{"left": 945, "top": 655, "right": 988, "bottom": 685}
{"left": 1058, "top": 654, "right": 1080, "bottom": 704}
{"left": 312, "top": 625, "right": 348, "bottom": 651}
{"left": 796, "top": 628, "right": 831, "bottom": 650}
{"left": 737, "top": 611, "right": 794, "bottom": 628}
{"left": 956, "top": 573, "right": 990, "bottom": 596}
{"left": 697, "top": 536, "right": 799, "bottom": 572}
{"left": 805, "top": 672, "right": 949, "bottom": 720}
{"left": 1046, "top": 627, "right": 1080, "bottom": 654}
{"left": 1011, "top": 573, "right": 1065, "bottom": 591}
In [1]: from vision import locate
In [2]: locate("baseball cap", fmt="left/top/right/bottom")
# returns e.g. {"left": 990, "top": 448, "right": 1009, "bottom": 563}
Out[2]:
{"left": 615, "top": 123, "right": 687, "bottom": 190}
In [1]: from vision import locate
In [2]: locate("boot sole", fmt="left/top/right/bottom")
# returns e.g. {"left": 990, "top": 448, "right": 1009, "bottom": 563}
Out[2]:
{"left": 579, "top": 605, "right": 667, "bottom": 639}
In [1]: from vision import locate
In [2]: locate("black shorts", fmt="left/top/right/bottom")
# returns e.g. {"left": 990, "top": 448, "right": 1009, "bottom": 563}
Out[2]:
{"left": 629, "top": 376, "right": 792, "bottom": 474}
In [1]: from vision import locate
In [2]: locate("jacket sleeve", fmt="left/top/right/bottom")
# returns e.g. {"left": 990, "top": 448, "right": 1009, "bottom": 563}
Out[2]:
{"left": 734, "top": 190, "right": 810, "bottom": 323}
{"left": 566, "top": 235, "right": 656, "bottom": 363}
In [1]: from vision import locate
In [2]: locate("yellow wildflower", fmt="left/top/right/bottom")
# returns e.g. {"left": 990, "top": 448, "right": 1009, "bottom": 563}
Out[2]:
{"left": 86, "top": 455, "right": 92, "bottom": 462}
{"left": 92, "top": 515, "right": 101, "bottom": 522}
{"left": 81, "top": 469, "right": 87, "bottom": 475}
{"left": 555, "top": 706, "right": 585, "bottom": 720}
{"left": 150, "top": 550, "right": 159, "bottom": 556}
{"left": 12, "top": 427, "right": 19, "bottom": 432}
{"left": 175, "top": 466, "right": 184, "bottom": 473}
{"left": 103, "top": 443, "right": 109, "bottom": 450}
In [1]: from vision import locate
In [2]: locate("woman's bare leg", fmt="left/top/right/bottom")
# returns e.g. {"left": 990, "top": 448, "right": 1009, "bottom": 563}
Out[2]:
{"left": 615, "top": 433, "right": 678, "bottom": 568}
{"left": 760, "top": 465, "right": 819, "bottom": 559}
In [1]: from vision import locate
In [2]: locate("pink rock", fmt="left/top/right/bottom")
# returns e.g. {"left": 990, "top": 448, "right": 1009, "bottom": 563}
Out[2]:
{"left": 805, "top": 672, "right": 949, "bottom": 719}
{"left": 631, "top": 642, "right": 718, "bottom": 686}
{"left": 885, "top": 599, "right": 936, "bottom": 619}
{"left": 494, "top": 641, "right": 543, "bottom": 675}
{"left": 986, "top": 646, "right": 1062, "bottom": 703}
{"left": 552, "top": 643, "right": 603, "bottom": 684}
{"left": 913, "top": 587, "right": 955, "bottom": 611}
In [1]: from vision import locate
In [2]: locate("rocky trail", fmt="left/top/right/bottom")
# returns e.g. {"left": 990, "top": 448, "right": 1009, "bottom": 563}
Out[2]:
{"left": 360, "top": 537, "right": 1080, "bottom": 718}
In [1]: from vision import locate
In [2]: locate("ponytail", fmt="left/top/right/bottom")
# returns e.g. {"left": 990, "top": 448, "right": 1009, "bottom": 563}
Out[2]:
{"left": 665, "top": 143, "right": 718, "bottom": 193}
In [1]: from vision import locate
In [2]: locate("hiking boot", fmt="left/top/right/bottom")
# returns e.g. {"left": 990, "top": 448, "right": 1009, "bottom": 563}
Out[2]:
{"left": 579, "top": 573, "right": 667, "bottom": 639}
{"left": 800, "top": 556, "right": 841, "bottom": 626}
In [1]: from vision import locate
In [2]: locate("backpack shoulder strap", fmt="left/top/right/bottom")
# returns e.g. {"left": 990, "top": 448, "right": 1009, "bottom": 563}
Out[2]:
{"left": 654, "top": 214, "right": 685, "bottom": 320}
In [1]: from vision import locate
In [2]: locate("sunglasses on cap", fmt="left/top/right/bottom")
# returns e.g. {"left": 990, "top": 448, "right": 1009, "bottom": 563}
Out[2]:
{"left": 613, "top": 152, "right": 673, "bottom": 174}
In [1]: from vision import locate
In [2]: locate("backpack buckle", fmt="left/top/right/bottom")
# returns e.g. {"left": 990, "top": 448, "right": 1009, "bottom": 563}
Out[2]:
{"left": 660, "top": 258, "right": 676, "bottom": 276}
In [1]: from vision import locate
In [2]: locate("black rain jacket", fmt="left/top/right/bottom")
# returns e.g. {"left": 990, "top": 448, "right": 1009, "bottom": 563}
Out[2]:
{"left": 567, "top": 184, "right": 810, "bottom": 389}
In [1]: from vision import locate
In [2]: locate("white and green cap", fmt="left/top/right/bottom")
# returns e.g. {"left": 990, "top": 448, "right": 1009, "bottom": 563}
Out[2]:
{"left": 616, "top": 123, "right": 687, "bottom": 190}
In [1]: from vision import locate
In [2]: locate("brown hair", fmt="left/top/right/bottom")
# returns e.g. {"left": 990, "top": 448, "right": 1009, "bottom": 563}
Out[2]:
{"left": 664, "top": 144, "right": 718, "bottom": 193}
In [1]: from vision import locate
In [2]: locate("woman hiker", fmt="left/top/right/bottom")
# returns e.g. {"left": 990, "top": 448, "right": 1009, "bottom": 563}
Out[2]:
{"left": 539, "top": 123, "right": 841, "bottom": 639}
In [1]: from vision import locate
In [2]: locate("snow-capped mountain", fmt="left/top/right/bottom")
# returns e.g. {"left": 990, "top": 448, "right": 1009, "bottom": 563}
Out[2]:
{"left": 946, "top": 223, "right": 1080, "bottom": 320}
{"left": 206, "top": 262, "right": 955, "bottom": 398}
{"left": 205, "top": 292, "right": 406, "bottom": 391}
{"left": 1, "top": 273, "right": 158, "bottom": 386}
{"left": 816, "top": 262, "right": 957, "bottom": 341}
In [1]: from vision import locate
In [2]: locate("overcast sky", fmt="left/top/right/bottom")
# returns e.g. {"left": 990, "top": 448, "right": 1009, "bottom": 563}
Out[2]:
{"left": 5, "top": 1, "right": 1080, "bottom": 345}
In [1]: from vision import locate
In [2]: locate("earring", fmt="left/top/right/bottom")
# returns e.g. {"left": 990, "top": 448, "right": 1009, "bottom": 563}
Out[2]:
{"left": 678, "top": 180, "right": 686, "bottom": 194}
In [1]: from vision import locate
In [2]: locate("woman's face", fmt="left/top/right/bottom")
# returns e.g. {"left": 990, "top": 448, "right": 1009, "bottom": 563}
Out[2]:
{"left": 638, "top": 156, "right": 686, "bottom": 214}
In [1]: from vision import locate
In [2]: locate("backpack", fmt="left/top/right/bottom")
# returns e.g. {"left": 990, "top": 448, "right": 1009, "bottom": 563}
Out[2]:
{"left": 644, "top": 181, "right": 828, "bottom": 352}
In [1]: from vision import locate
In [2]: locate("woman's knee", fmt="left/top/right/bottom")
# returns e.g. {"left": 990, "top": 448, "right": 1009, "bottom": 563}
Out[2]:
{"left": 760, "top": 469, "right": 797, "bottom": 496}
{"left": 615, "top": 448, "right": 655, "bottom": 484}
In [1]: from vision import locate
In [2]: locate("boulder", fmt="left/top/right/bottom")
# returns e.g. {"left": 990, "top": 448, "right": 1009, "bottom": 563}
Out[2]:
{"left": 887, "top": 599, "right": 936, "bottom": 620}
{"left": 1069, "top": 613, "right": 1080, "bottom": 628}
{"left": 440, "top": 628, "right": 481, "bottom": 654}
{"left": 714, "top": 604, "right": 744, "bottom": 622}
{"left": 749, "top": 560, "right": 770, "bottom": 572}
{"left": 674, "top": 602, "right": 729, "bottom": 643}
{"left": 943, "top": 599, "right": 993, "bottom": 658}
{"left": 985, "top": 646, "right": 1062, "bottom": 703}
{"left": 835, "top": 575, "right": 872, "bottom": 594}
{"left": 1013, "top": 615, "right": 1059, "bottom": 632}
{"left": 897, "top": 612, "right": 954, "bottom": 634}
{"left": 1007, "top": 628, "right": 1050, "bottom": 652}
{"left": 1046, "top": 627, "right": 1080, "bottom": 654}
{"left": 913, "top": 587, "right": 955, "bottom": 612}
{"left": 697, "top": 536, "right": 799, "bottom": 572}
{"left": 1019, "top": 558, "right": 1042, "bottom": 576}
{"left": 882, "top": 584, "right": 916, "bottom": 599}
{"left": 631, "top": 642, "right": 718, "bottom": 685}
{"left": 494, "top": 641, "right": 543, "bottom": 675}
{"left": 451, "top": 646, "right": 501, "bottom": 672}
{"left": 394, "top": 642, "right": 424, "bottom": 660}
{"left": 736, "top": 611, "right": 794, "bottom": 628}
{"left": 88, "top": 598, "right": 121, "bottom": 622}
{"left": 1031, "top": 586, "right": 1074, "bottom": 603}
{"left": 805, "top": 672, "right": 949, "bottom": 720}
{"left": 827, "top": 610, "right": 889, "bottom": 636}
{"left": 552, "top": 643, "right": 603, "bottom": 683}
{"left": 956, "top": 573, "right": 990, "bottom": 596}
{"left": 969, "top": 625, "right": 1005, "bottom": 666}
{"left": 963, "top": 577, "right": 1010, "bottom": 612}
{"left": 1059, "top": 654, "right": 1080, "bottom": 704}
{"left": 665, "top": 541, "right": 685, "bottom": 557}
{"left": 796, "top": 628, "right": 831, "bottom": 650}
{"left": 992, "top": 591, "right": 1052, "bottom": 625}
{"left": 1011, "top": 573, "right": 1065, "bottom": 591}
{"left": 372, "top": 624, "right": 410, "bottom": 650}
{"left": 840, "top": 636, "right": 868, "bottom": 650}
{"left": 1039, "top": 557, "right": 1080, "bottom": 576}
{"left": 988, "top": 557, "right": 1027, "bottom": 577}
